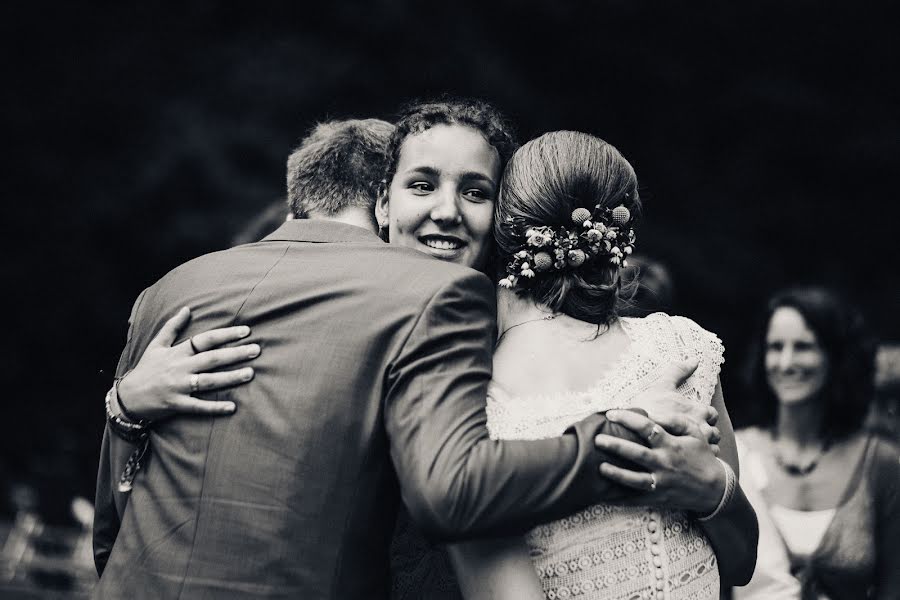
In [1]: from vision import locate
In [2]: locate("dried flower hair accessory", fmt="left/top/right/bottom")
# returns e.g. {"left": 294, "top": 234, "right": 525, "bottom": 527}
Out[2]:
{"left": 499, "top": 202, "right": 636, "bottom": 290}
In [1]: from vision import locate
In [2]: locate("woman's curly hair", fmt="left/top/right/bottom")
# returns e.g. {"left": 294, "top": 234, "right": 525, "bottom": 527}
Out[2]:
{"left": 381, "top": 97, "right": 519, "bottom": 188}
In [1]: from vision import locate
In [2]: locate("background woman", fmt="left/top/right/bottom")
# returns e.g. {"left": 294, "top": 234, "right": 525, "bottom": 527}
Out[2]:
{"left": 735, "top": 286, "right": 899, "bottom": 599}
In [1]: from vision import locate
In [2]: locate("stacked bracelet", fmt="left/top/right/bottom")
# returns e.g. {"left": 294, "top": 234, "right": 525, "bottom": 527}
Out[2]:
{"left": 697, "top": 458, "right": 737, "bottom": 522}
{"left": 105, "top": 381, "right": 149, "bottom": 444}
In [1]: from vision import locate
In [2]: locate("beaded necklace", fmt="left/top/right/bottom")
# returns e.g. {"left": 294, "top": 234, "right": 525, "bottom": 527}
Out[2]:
{"left": 773, "top": 437, "right": 832, "bottom": 476}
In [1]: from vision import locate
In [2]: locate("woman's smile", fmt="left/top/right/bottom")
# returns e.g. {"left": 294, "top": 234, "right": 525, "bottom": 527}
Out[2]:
{"left": 377, "top": 124, "right": 499, "bottom": 269}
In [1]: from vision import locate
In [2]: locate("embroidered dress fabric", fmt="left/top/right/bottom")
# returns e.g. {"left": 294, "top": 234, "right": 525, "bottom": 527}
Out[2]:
{"left": 486, "top": 313, "right": 725, "bottom": 600}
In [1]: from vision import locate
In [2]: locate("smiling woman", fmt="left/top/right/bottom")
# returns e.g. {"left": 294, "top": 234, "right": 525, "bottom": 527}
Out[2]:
{"left": 377, "top": 125, "right": 498, "bottom": 268}
{"left": 375, "top": 98, "right": 518, "bottom": 272}
{"left": 764, "top": 306, "right": 830, "bottom": 408}
{"left": 736, "top": 286, "right": 899, "bottom": 599}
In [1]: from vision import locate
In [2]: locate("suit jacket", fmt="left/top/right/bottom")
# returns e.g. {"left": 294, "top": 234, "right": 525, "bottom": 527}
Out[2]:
{"left": 93, "top": 219, "right": 618, "bottom": 599}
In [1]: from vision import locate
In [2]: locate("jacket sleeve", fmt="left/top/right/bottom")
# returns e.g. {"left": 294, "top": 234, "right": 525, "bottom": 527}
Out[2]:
{"left": 92, "top": 289, "right": 147, "bottom": 575}
{"left": 383, "top": 270, "right": 636, "bottom": 541}
{"left": 696, "top": 385, "right": 759, "bottom": 587}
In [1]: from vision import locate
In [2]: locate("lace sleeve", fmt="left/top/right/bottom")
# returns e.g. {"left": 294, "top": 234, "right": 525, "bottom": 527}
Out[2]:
{"left": 667, "top": 315, "right": 725, "bottom": 405}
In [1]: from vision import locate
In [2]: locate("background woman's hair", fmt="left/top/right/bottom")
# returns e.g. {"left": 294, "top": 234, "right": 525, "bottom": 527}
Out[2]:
{"left": 493, "top": 131, "right": 642, "bottom": 326}
{"left": 381, "top": 97, "right": 519, "bottom": 187}
{"left": 743, "top": 285, "right": 877, "bottom": 440}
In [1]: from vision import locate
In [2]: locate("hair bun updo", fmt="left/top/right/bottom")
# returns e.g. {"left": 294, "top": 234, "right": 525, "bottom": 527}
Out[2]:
{"left": 494, "top": 131, "right": 642, "bottom": 326}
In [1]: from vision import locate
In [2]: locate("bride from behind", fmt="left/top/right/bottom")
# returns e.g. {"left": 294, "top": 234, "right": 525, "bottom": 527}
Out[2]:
{"left": 451, "top": 131, "right": 738, "bottom": 600}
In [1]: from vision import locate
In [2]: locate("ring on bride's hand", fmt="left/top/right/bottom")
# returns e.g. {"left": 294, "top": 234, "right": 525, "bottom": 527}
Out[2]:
{"left": 190, "top": 374, "right": 200, "bottom": 394}
{"left": 647, "top": 425, "right": 662, "bottom": 443}
{"left": 189, "top": 336, "right": 200, "bottom": 354}
{"left": 649, "top": 473, "right": 658, "bottom": 492}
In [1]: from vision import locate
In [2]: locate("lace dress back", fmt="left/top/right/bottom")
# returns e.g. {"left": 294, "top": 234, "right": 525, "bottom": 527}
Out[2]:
{"left": 486, "top": 313, "right": 725, "bottom": 600}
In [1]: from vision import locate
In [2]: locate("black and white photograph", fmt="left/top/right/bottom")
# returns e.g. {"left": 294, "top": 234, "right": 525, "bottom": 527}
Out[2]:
{"left": 3, "top": 2, "right": 898, "bottom": 598}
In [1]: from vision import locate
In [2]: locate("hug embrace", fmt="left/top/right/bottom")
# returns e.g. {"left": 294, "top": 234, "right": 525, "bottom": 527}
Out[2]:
{"left": 94, "top": 98, "right": 758, "bottom": 599}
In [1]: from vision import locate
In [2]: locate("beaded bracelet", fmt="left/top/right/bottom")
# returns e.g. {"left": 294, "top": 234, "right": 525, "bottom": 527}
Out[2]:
{"left": 697, "top": 458, "right": 737, "bottom": 522}
{"left": 105, "top": 382, "right": 149, "bottom": 444}
{"left": 116, "top": 378, "right": 144, "bottom": 424}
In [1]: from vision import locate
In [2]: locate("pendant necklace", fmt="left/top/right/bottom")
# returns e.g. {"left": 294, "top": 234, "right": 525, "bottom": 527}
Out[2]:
{"left": 496, "top": 313, "right": 559, "bottom": 345}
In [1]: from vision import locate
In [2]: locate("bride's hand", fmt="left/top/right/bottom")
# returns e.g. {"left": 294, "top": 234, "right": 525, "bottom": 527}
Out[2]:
{"left": 594, "top": 409, "right": 725, "bottom": 515}
{"left": 116, "top": 307, "right": 259, "bottom": 422}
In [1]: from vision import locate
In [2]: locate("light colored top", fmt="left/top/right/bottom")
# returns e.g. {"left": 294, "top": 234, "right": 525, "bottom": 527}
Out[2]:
{"left": 486, "top": 313, "right": 725, "bottom": 600}
{"left": 769, "top": 506, "right": 836, "bottom": 560}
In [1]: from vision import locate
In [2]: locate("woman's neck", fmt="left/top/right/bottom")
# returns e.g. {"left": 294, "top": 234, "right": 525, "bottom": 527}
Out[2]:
{"left": 495, "top": 288, "right": 554, "bottom": 336}
{"left": 775, "top": 400, "right": 825, "bottom": 447}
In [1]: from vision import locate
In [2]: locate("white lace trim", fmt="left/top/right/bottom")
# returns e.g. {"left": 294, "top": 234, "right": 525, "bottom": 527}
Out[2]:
{"left": 486, "top": 313, "right": 725, "bottom": 599}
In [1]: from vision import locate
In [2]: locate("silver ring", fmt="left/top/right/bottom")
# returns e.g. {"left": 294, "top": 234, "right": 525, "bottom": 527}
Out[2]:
{"left": 649, "top": 473, "right": 657, "bottom": 492}
{"left": 189, "top": 337, "right": 200, "bottom": 354}
{"left": 190, "top": 374, "right": 200, "bottom": 393}
{"left": 647, "top": 425, "right": 662, "bottom": 443}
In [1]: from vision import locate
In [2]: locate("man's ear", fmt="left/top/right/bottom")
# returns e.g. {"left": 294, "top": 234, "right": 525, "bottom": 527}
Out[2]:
{"left": 374, "top": 183, "right": 389, "bottom": 227}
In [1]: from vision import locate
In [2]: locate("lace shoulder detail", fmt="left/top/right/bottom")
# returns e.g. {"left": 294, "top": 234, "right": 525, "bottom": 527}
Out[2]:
{"left": 625, "top": 313, "right": 724, "bottom": 406}
{"left": 485, "top": 314, "right": 724, "bottom": 442}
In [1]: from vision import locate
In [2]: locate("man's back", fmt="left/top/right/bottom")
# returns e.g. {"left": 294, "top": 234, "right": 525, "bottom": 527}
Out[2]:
{"left": 94, "top": 219, "right": 496, "bottom": 599}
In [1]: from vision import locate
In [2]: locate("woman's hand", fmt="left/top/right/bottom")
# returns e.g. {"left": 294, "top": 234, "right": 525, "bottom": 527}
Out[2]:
{"left": 116, "top": 307, "right": 259, "bottom": 421}
{"left": 630, "top": 360, "right": 721, "bottom": 445}
{"left": 593, "top": 409, "right": 725, "bottom": 515}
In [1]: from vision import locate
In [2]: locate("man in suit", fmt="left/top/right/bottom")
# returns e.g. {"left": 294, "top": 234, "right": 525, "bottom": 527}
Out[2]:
{"left": 93, "top": 118, "right": 743, "bottom": 598}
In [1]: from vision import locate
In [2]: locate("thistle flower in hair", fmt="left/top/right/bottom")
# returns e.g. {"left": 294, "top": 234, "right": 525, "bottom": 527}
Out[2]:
{"left": 567, "top": 249, "right": 586, "bottom": 267}
{"left": 611, "top": 205, "right": 631, "bottom": 226}
{"left": 533, "top": 252, "right": 553, "bottom": 272}
{"left": 571, "top": 207, "right": 592, "bottom": 226}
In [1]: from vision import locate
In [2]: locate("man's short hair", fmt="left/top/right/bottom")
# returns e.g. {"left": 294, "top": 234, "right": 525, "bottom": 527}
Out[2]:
{"left": 286, "top": 118, "right": 394, "bottom": 219}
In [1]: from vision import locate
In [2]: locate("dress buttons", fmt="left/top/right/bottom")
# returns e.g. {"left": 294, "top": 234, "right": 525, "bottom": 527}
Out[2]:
{"left": 647, "top": 509, "right": 665, "bottom": 598}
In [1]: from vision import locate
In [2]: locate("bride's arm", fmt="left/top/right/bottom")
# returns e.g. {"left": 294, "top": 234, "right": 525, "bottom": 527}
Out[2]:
{"left": 447, "top": 537, "right": 545, "bottom": 600}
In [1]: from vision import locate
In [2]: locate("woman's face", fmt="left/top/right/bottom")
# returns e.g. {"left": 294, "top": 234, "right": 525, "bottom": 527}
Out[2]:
{"left": 765, "top": 306, "right": 829, "bottom": 406}
{"left": 376, "top": 124, "right": 499, "bottom": 270}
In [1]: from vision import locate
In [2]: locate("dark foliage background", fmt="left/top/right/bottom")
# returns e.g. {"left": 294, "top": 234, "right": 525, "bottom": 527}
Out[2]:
{"left": 3, "top": 1, "right": 898, "bottom": 522}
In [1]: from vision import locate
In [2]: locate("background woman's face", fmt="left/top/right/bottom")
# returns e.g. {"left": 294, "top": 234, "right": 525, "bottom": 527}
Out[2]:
{"left": 377, "top": 124, "right": 499, "bottom": 270}
{"left": 765, "top": 306, "right": 829, "bottom": 406}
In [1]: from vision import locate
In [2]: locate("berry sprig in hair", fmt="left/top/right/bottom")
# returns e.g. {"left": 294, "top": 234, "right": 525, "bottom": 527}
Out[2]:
{"left": 498, "top": 202, "right": 636, "bottom": 290}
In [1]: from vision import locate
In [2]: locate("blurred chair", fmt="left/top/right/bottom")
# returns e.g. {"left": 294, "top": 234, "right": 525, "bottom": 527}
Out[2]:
{"left": 1, "top": 490, "right": 95, "bottom": 598}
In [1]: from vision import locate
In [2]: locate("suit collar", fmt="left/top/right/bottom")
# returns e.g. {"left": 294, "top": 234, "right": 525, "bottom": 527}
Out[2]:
{"left": 261, "top": 218, "right": 383, "bottom": 244}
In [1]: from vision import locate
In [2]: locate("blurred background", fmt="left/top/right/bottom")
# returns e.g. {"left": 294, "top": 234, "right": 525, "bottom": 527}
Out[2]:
{"left": 3, "top": 1, "right": 898, "bottom": 595}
